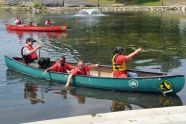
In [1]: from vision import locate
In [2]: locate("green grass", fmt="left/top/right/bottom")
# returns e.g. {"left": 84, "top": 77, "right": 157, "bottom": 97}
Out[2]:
{"left": 88, "top": 0, "right": 116, "bottom": 6}
{"left": 0, "top": 1, "right": 2, "bottom": 8}
{"left": 142, "top": 1, "right": 160, "bottom": 6}
{"left": 88, "top": 0, "right": 161, "bottom": 6}
{"left": 33, "top": 0, "right": 44, "bottom": 9}
{"left": 135, "top": 0, "right": 161, "bottom": 6}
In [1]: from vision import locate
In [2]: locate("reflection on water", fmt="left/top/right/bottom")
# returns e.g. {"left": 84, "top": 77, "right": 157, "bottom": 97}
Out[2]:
{"left": 111, "top": 101, "right": 132, "bottom": 112}
{"left": 6, "top": 30, "right": 68, "bottom": 40}
{"left": 24, "top": 83, "right": 45, "bottom": 104}
{"left": 67, "top": 86, "right": 183, "bottom": 109}
{"left": 6, "top": 69, "right": 183, "bottom": 109}
{"left": 55, "top": 87, "right": 86, "bottom": 104}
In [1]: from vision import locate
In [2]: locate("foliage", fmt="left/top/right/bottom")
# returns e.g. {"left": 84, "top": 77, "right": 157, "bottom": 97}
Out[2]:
{"left": 0, "top": 1, "right": 2, "bottom": 8}
{"left": 88, "top": 0, "right": 161, "bottom": 6}
{"left": 87, "top": 0, "right": 116, "bottom": 6}
{"left": 33, "top": 0, "right": 44, "bottom": 9}
{"left": 142, "top": 1, "right": 160, "bottom": 6}
{"left": 115, "top": 0, "right": 160, "bottom": 6}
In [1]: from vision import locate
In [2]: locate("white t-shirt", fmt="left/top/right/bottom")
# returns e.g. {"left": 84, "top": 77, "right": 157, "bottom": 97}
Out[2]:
{"left": 14, "top": 19, "right": 22, "bottom": 25}
{"left": 22, "top": 47, "right": 30, "bottom": 56}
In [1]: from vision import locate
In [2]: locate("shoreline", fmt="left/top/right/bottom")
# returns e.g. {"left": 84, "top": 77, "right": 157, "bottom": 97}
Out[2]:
{"left": 0, "top": 5, "right": 186, "bottom": 13}
{"left": 25, "top": 106, "right": 186, "bottom": 124}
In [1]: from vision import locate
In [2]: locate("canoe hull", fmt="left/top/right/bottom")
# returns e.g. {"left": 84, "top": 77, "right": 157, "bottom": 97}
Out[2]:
{"left": 4, "top": 56, "right": 185, "bottom": 94}
{"left": 6, "top": 24, "right": 67, "bottom": 32}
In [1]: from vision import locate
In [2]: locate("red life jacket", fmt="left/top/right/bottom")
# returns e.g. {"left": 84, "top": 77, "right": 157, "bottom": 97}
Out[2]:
{"left": 71, "top": 65, "right": 91, "bottom": 76}
{"left": 15, "top": 19, "right": 22, "bottom": 25}
{"left": 53, "top": 61, "right": 67, "bottom": 73}
{"left": 76, "top": 67, "right": 87, "bottom": 75}
{"left": 25, "top": 45, "right": 37, "bottom": 61}
{"left": 45, "top": 20, "right": 52, "bottom": 26}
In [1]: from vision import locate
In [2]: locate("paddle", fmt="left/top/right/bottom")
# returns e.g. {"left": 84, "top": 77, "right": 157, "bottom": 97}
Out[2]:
{"left": 36, "top": 40, "right": 42, "bottom": 58}
{"left": 38, "top": 48, "right": 41, "bottom": 58}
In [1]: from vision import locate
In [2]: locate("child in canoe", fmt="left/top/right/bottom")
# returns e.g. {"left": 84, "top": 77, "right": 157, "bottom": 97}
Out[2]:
{"left": 45, "top": 56, "right": 74, "bottom": 73}
{"left": 112, "top": 46, "right": 142, "bottom": 78}
{"left": 65, "top": 60, "right": 99, "bottom": 88}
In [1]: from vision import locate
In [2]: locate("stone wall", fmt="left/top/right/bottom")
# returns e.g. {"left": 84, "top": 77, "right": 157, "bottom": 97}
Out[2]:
{"left": 99, "top": 6, "right": 186, "bottom": 12}
{"left": 164, "top": 0, "right": 186, "bottom": 6}
{"left": 2, "top": 0, "right": 96, "bottom": 7}
{"left": 1, "top": 0, "right": 185, "bottom": 13}
{"left": 0, "top": 0, "right": 4, "bottom": 4}
{"left": 44, "top": 6, "right": 186, "bottom": 13}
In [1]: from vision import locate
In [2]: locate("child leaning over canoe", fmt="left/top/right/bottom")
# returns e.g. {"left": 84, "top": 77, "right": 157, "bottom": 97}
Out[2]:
{"left": 65, "top": 60, "right": 99, "bottom": 88}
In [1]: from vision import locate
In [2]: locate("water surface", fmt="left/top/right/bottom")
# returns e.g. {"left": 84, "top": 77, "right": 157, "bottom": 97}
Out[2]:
{"left": 0, "top": 10, "right": 186, "bottom": 123}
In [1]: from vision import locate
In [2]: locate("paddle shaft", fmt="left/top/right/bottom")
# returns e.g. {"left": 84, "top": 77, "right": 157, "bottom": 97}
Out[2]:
{"left": 37, "top": 41, "right": 42, "bottom": 58}
{"left": 38, "top": 48, "right": 41, "bottom": 58}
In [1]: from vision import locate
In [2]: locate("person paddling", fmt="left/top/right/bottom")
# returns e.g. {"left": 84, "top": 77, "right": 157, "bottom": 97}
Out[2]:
{"left": 14, "top": 17, "right": 22, "bottom": 25}
{"left": 45, "top": 19, "right": 53, "bottom": 26}
{"left": 21, "top": 37, "right": 42, "bottom": 64}
{"left": 65, "top": 60, "right": 99, "bottom": 88}
{"left": 112, "top": 47, "right": 142, "bottom": 78}
{"left": 28, "top": 22, "right": 33, "bottom": 27}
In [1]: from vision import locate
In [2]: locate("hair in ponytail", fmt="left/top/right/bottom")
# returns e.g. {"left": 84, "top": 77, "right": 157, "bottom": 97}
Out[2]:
{"left": 113, "top": 46, "right": 124, "bottom": 56}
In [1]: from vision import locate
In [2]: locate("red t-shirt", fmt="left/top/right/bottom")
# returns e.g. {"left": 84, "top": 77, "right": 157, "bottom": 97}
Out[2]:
{"left": 71, "top": 65, "right": 93, "bottom": 76}
{"left": 113, "top": 55, "right": 128, "bottom": 78}
{"left": 47, "top": 61, "right": 74, "bottom": 73}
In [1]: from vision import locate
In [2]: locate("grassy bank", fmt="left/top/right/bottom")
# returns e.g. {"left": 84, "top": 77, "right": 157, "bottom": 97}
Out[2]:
{"left": 88, "top": 0, "right": 161, "bottom": 6}
{"left": 88, "top": 0, "right": 186, "bottom": 6}
{"left": 88, "top": 0, "right": 115, "bottom": 6}
{"left": 0, "top": 0, "right": 185, "bottom": 9}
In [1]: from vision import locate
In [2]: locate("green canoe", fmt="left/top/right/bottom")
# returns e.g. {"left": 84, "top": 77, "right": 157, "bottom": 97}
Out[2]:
{"left": 4, "top": 55, "right": 185, "bottom": 94}
{"left": 6, "top": 69, "right": 183, "bottom": 108}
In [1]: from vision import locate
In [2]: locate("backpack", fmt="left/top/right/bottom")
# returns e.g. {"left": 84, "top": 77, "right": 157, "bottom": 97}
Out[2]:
{"left": 38, "top": 57, "right": 50, "bottom": 69}
{"left": 21, "top": 47, "right": 30, "bottom": 65}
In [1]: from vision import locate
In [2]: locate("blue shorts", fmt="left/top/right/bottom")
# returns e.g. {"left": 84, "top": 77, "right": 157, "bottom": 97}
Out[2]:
{"left": 127, "top": 72, "right": 138, "bottom": 77}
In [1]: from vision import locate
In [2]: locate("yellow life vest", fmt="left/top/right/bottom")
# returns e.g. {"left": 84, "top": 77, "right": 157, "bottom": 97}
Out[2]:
{"left": 112, "top": 54, "right": 126, "bottom": 71}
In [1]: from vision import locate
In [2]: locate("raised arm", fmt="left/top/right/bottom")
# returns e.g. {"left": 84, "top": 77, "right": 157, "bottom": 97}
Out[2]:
{"left": 27, "top": 45, "right": 42, "bottom": 55}
{"left": 125, "top": 48, "right": 142, "bottom": 60}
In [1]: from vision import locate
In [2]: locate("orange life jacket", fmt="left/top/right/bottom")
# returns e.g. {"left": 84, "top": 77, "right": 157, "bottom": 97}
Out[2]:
{"left": 112, "top": 54, "right": 126, "bottom": 71}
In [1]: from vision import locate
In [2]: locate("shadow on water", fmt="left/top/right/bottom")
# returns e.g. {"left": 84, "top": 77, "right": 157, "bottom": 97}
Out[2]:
{"left": 6, "top": 69, "right": 183, "bottom": 109}
{"left": 6, "top": 29, "right": 68, "bottom": 40}
{"left": 24, "top": 82, "right": 45, "bottom": 105}
{"left": 67, "top": 87, "right": 183, "bottom": 109}
{"left": 5, "top": 69, "right": 56, "bottom": 105}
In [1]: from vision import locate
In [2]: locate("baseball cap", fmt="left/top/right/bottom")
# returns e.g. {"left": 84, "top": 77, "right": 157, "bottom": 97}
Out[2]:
{"left": 26, "top": 37, "right": 36, "bottom": 43}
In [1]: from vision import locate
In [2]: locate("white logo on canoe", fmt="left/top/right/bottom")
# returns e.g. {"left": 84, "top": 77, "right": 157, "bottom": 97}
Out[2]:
{"left": 128, "top": 79, "right": 138, "bottom": 88}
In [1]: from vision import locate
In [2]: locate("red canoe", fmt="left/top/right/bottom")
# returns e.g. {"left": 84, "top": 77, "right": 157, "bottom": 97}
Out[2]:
{"left": 6, "top": 24, "right": 67, "bottom": 32}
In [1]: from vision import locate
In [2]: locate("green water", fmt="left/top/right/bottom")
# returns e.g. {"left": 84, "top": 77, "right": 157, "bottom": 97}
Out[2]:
{"left": 0, "top": 10, "right": 186, "bottom": 123}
